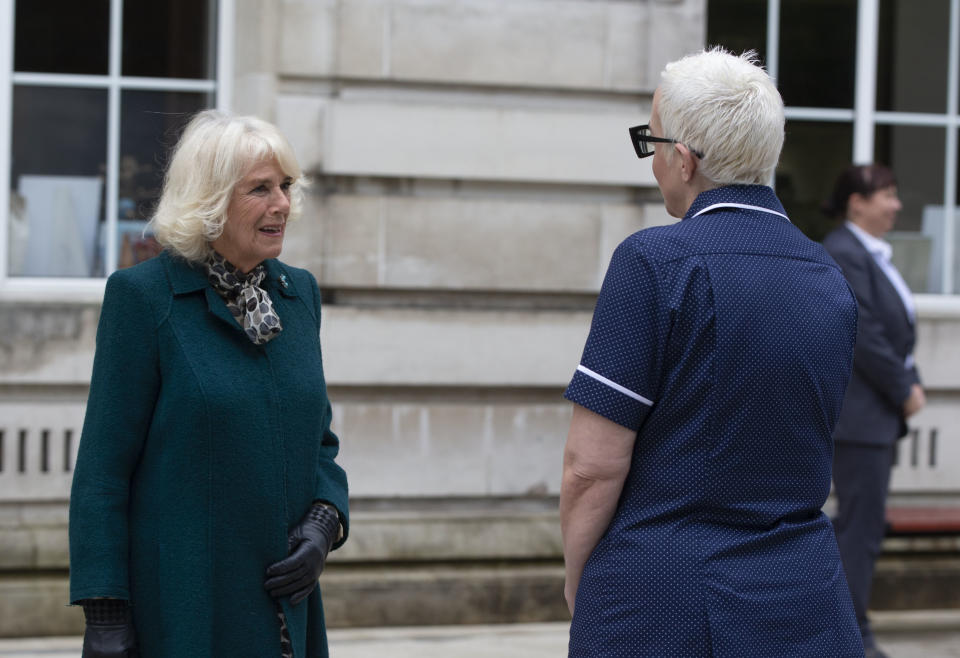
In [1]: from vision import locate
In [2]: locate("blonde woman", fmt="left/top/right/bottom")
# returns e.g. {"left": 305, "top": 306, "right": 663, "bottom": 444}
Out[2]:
{"left": 69, "top": 110, "right": 347, "bottom": 657}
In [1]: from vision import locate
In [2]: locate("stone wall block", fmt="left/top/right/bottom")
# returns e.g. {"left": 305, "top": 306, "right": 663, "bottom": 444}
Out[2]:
{"left": 320, "top": 307, "right": 592, "bottom": 387}
{"left": 647, "top": 1, "right": 706, "bottom": 85}
{"left": 333, "top": 402, "right": 571, "bottom": 498}
{"left": 382, "top": 197, "right": 602, "bottom": 290}
{"left": 324, "top": 100, "right": 657, "bottom": 186}
{"left": 281, "top": 193, "right": 328, "bottom": 279}
{"left": 233, "top": 72, "right": 279, "bottom": 121}
{"left": 488, "top": 405, "right": 569, "bottom": 495}
{"left": 234, "top": 0, "right": 281, "bottom": 74}
{"left": 421, "top": 405, "right": 495, "bottom": 492}
{"left": 283, "top": 194, "right": 383, "bottom": 287}
{"left": 331, "top": 511, "right": 563, "bottom": 562}
{"left": 337, "top": 0, "right": 388, "bottom": 77}
{"left": 275, "top": 95, "right": 329, "bottom": 174}
{"left": 389, "top": 0, "right": 607, "bottom": 88}
{"left": 915, "top": 316, "right": 960, "bottom": 389}
{"left": 0, "top": 306, "right": 98, "bottom": 385}
{"left": 605, "top": 3, "right": 650, "bottom": 90}
{"left": 0, "top": 504, "right": 69, "bottom": 570}
{"left": 640, "top": 201, "right": 678, "bottom": 230}
{"left": 335, "top": 404, "right": 488, "bottom": 496}
{"left": 0, "top": 529, "right": 34, "bottom": 569}
{"left": 278, "top": 0, "right": 338, "bottom": 76}
{"left": 597, "top": 204, "right": 651, "bottom": 284}
{"left": 18, "top": 502, "right": 69, "bottom": 526}
{"left": 284, "top": 194, "right": 671, "bottom": 294}
{"left": 596, "top": 201, "right": 679, "bottom": 281}
{"left": 34, "top": 527, "right": 69, "bottom": 569}
{"left": 0, "top": 579, "right": 84, "bottom": 637}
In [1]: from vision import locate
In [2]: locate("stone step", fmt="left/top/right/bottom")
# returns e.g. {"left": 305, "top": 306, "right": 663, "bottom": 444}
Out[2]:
{"left": 322, "top": 563, "right": 567, "bottom": 628}
{"left": 3, "top": 554, "right": 959, "bottom": 637}
{"left": 873, "top": 556, "right": 960, "bottom": 610}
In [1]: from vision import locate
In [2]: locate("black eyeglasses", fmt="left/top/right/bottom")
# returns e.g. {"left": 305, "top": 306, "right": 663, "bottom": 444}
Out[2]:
{"left": 628, "top": 124, "right": 704, "bottom": 159}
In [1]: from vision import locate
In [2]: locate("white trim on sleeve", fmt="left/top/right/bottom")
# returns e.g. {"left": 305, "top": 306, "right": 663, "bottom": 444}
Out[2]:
{"left": 576, "top": 365, "right": 654, "bottom": 407}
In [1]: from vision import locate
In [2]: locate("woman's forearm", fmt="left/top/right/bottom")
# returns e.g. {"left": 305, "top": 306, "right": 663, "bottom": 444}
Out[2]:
{"left": 560, "top": 465, "right": 629, "bottom": 613}
{"left": 559, "top": 405, "right": 637, "bottom": 614}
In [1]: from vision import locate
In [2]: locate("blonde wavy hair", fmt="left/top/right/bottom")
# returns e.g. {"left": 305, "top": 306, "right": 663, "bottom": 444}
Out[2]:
{"left": 658, "top": 48, "right": 784, "bottom": 186}
{"left": 148, "top": 110, "right": 305, "bottom": 263}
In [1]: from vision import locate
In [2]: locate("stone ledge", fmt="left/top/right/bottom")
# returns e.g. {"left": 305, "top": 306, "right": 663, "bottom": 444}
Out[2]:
{"left": 2, "top": 305, "right": 958, "bottom": 392}
{"left": 321, "top": 563, "right": 567, "bottom": 628}
{"left": 4, "top": 497, "right": 960, "bottom": 571}
{"left": 332, "top": 508, "right": 562, "bottom": 563}
{"left": 870, "top": 608, "right": 960, "bottom": 632}
{"left": 0, "top": 502, "right": 563, "bottom": 570}
{"left": 0, "top": 576, "right": 83, "bottom": 637}
{"left": 4, "top": 557, "right": 959, "bottom": 637}
{"left": 873, "top": 556, "right": 960, "bottom": 611}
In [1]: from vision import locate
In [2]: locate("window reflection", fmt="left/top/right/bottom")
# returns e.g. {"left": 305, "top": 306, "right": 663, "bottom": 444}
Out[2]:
{"left": 9, "top": 87, "right": 108, "bottom": 278}
{"left": 776, "top": 120, "right": 853, "bottom": 242}
{"left": 778, "top": 0, "right": 856, "bottom": 108}
{"left": 706, "top": 0, "right": 767, "bottom": 62}
{"left": 123, "top": 0, "right": 216, "bottom": 79}
{"left": 877, "top": 0, "right": 949, "bottom": 113}
{"left": 117, "top": 92, "right": 212, "bottom": 269}
{"left": 15, "top": 0, "right": 110, "bottom": 75}
{"left": 875, "top": 124, "right": 946, "bottom": 293}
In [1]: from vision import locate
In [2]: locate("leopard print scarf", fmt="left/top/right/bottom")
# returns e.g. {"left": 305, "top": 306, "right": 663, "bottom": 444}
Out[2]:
{"left": 205, "top": 252, "right": 283, "bottom": 345}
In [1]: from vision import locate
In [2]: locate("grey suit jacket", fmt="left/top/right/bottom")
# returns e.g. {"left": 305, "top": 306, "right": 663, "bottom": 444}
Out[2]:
{"left": 822, "top": 225, "right": 920, "bottom": 446}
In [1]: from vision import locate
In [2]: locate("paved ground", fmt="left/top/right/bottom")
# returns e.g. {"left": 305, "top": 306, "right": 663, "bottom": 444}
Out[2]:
{"left": 0, "top": 611, "right": 957, "bottom": 657}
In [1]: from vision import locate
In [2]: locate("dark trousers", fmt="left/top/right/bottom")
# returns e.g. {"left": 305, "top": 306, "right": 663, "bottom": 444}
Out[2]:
{"left": 832, "top": 441, "right": 896, "bottom": 650}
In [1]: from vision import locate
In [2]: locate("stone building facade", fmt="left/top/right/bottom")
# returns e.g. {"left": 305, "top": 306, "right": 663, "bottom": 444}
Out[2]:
{"left": 2, "top": 0, "right": 959, "bottom": 636}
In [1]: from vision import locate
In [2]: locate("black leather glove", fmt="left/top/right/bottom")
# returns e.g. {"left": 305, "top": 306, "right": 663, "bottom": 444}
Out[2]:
{"left": 80, "top": 599, "right": 139, "bottom": 658}
{"left": 264, "top": 503, "right": 340, "bottom": 605}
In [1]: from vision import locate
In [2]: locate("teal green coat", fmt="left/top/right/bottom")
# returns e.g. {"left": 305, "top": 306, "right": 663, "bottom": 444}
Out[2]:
{"left": 69, "top": 251, "right": 349, "bottom": 658}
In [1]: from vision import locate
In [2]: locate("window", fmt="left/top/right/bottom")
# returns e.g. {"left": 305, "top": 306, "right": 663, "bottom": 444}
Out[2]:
{"left": 708, "top": 0, "right": 960, "bottom": 294}
{"left": 0, "top": 0, "right": 231, "bottom": 289}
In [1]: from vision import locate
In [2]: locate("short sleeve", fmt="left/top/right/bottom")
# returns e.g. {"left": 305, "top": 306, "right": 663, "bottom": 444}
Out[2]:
{"left": 564, "top": 238, "right": 665, "bottom": 431}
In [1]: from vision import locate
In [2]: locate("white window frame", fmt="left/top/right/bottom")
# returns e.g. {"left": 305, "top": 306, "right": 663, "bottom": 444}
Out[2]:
{"left": 0, "top": 0, "right": 234, "bottom": 302}
{"left": 768, "top": 0, "right": 960, "bottom": 299}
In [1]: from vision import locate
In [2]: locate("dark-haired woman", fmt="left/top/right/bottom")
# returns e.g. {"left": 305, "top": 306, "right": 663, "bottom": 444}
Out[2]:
{"left": 822, "top": 163, "right": 925, "bottom": 658}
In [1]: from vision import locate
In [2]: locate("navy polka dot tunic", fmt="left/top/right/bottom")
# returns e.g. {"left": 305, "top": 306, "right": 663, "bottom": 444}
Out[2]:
{"left": 565, "top": 185, "right": 864, "bottom": 657}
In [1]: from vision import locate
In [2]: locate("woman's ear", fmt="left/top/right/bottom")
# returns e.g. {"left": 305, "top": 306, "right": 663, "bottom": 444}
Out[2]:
{"left": 676, "top": 143, "right": 698, "bottom": 183}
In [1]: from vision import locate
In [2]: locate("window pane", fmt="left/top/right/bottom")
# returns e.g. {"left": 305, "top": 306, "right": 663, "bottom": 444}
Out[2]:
{"left": 706, "top": 0, "right": 767, "bottom": 63}
{"left": 14, "top": 0, "right": 110, "bottom": 75}
{"left": 776, "top": 120, "right": 853, "bottom": 242}
{"left": 123, "top": 0, "right": 216, "bottom": 78}
{"left": 875, "top": 125, "right": 946, "bottom": 293}
{"left": 778, "top": 0, "right": 856, "bottom": 108}
{"left": 9, "top": 87, "right": 108, "bottom": 278}
{"left": 117, "top": 91, "right": 212, "bottom": 269}
{"left": 877, "top": 0, "right": 949, "bottom": 113}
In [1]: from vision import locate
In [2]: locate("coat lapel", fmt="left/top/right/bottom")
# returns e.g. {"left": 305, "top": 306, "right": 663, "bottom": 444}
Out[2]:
{"left": 161, "top": 252, "right": 304, "bottom": 336}
{"left": 162, "top": 251, "right": 244, "bottom": 334}
{"left": 262, "top": 259, "right": 303, "bottom": 323}
{"left": 839, "top": 226, "right": 913, "bottom": 330}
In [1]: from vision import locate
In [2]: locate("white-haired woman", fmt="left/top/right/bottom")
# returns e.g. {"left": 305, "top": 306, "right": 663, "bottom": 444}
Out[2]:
{"left": 560, "top": 49, "right": 863, "bottom": 656}
{"left": 69, "top": 110, "right": 348, "bottom": 658}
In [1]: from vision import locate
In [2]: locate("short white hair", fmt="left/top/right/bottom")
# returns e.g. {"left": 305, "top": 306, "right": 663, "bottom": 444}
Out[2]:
{"left": 658, "top": 48, "right": 784, "bottom": 186}
{"left": 148, "top": 110, "right": 305, "bottom": 263}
